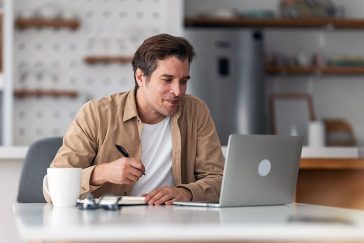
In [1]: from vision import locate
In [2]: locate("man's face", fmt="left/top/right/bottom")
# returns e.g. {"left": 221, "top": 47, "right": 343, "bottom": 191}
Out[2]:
{"left": 136, "top": 56, "right": 190, "bottom": 123}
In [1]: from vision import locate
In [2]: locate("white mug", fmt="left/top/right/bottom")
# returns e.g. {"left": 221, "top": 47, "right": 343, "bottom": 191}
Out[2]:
{"left": 308, "top": 121, "right": 325, "bottom": 147}
{"left": 43, "top": 168, "right": 82, "bottom": 207}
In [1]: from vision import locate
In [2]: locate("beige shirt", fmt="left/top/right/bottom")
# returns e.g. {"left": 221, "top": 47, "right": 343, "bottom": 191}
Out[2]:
{"left": 48, "top": 89, "right": 224, "bottom": 202}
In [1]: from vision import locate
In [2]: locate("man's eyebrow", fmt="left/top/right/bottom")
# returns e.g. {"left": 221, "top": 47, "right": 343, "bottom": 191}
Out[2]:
{"left": 160, "top": 74, "right": 191, "bottom": 79}
{"left": 160, "top": 74, "right": 174, "bottom": 78}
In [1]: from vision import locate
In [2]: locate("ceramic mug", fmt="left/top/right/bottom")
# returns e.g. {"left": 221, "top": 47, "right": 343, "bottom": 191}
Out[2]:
{"left": 308, "top": 121, "right": 325, "bottom": 147}
{"left": 43, "top": 168, "right": 82, "bottom": 207}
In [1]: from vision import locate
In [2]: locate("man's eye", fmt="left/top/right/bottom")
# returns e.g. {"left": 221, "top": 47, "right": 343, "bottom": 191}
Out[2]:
{"left": 181, "top": 80, "right": 188, "bottom": 85}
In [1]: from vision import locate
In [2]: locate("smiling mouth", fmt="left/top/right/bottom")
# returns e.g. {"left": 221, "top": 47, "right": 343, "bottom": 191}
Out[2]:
{"left": 166, "top": 99, "right": 179, "bottom": 105}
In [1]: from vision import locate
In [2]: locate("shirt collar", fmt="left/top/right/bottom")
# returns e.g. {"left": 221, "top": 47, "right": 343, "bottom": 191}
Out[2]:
{"left": 123, "top": 89, "right": 139, "bottom": 122}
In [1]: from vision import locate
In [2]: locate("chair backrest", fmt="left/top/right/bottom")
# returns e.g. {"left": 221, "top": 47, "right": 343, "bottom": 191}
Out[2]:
{"left": 17, "top": 137, "right": 63, "bottom": 203}
{"left": 324, "top": 119, "right": 356, "bottom": 146}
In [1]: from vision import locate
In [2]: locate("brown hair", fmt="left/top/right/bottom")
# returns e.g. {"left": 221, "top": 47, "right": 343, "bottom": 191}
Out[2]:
{"left": 132, "top": 33, "right": 195, "bottom": 88}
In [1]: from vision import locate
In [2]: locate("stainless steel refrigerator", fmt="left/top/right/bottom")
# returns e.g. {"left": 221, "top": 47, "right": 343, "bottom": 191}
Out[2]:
{"left": 184, "top": 29, "right": 266, "bottom": 145}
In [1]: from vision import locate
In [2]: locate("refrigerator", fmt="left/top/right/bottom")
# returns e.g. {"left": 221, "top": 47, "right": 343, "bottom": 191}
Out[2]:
{"left": 184, "top": 29, "right": 266, "bottom": 145}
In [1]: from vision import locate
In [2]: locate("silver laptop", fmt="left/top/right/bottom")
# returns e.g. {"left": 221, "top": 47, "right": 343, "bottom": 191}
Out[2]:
{"left": 173, "top": 134, "right": 303, "bottom": 207}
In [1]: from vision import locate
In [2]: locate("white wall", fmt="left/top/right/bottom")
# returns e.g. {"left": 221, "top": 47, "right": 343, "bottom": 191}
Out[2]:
{"left": 4, "top": 0, "right": 183, "bottom": 146}
{"left": 266, "top": 29, "right": 364, "bottom": 145}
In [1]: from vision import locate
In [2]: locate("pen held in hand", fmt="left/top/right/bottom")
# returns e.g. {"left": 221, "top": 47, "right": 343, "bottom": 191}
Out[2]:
{"left": 115, "top": 144, "right": 129, "bottom": 157}
{"left": 114, "top": 144, "right": 145, "bottom": 175}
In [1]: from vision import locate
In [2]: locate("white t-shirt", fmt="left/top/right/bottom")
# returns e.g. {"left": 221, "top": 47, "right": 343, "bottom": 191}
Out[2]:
{"left": 129, "top": 117, "right": 174, "bottom": 196}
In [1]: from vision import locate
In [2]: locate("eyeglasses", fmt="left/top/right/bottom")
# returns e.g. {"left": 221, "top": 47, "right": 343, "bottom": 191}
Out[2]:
{"left": 77, "top": 193, "right": 122, "bottom": 211}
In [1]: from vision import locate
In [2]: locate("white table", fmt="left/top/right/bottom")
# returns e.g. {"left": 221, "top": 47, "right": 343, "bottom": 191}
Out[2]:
{"left": 13, "top": 203, "right": 364, "bottom": 242}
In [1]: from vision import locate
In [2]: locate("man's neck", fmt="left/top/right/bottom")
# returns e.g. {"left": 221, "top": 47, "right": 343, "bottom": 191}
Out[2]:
{"left": 140, "top": 114, "right": 166, "bottom": 125}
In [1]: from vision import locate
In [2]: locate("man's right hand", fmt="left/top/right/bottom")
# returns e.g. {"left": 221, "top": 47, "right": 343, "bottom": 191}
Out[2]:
{"left": 90, "top": 157, "right": 145, "bottom": 186}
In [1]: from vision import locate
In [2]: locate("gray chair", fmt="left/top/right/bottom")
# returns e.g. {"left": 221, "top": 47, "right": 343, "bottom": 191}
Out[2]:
{"left": 17, "top": 137, "right": 63, "bottom": 203}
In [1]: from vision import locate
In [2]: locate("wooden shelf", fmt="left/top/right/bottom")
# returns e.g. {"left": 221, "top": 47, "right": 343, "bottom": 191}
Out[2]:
{"left": 15, "top": 18, "right": 80, "bottom": 30}
{"left": 185, "top": 17, "right": 364, "bottom": 29}
{"left": 266, "top": 65, "right": 364, "bottom": 75}
{"left": 300, "top": 158, "right": 364, "bottom": 170}
{"left": 84, "top": 55, "right": 133, "bottom": 65}
{"left": 14, "top": 89, "right": 78, "bottom": 98}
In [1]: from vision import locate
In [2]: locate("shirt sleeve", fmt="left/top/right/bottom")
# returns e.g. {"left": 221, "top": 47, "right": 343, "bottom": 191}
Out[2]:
{"left": 44, "top": 101, "right": 102, "bottom": 202}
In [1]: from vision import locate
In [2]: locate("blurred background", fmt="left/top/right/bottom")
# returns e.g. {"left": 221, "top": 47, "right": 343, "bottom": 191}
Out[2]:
{"left": 1, "top": 0, "right": 364, "bottom": 147}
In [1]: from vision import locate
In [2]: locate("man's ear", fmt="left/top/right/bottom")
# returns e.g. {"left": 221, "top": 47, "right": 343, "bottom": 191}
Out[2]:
{"left": 135, "top": 68, "right": 145, "bottom": 87}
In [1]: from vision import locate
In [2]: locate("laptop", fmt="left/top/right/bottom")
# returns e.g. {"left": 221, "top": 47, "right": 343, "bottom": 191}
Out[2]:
{"left": 173, "top": 134, "right": 303, "bottom": 207}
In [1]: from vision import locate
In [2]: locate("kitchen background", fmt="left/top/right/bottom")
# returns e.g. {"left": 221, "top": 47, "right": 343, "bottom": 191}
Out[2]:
{"left": 186, "top": 0, "right": 364, "bottom": 146}
{"left": 2, "top": 0, "right": 364, "bottom": 147}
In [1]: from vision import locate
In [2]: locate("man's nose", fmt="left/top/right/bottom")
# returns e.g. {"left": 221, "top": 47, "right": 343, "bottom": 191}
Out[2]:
{"left": 170, "top": 83, "right": 184, "bottom": 97}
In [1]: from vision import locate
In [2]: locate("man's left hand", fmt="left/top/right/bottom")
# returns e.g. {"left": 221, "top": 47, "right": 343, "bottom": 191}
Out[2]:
{"left": 145, "top": 187, "right": 192, "bottom": 205}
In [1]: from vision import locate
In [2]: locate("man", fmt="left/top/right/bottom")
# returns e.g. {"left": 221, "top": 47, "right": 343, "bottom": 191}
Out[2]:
{"left": 45, "top": 34, "right": 224, "bottom": 205}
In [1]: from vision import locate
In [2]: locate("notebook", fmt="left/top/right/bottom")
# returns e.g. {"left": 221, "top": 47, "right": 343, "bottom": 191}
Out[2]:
{"left": 173, "top": 134, "right": 303, "bottom": 207}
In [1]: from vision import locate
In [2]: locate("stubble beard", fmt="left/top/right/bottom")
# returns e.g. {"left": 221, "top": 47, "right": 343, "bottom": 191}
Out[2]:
{"left": 155, "top": 102, "right": 177, "bottom": 117}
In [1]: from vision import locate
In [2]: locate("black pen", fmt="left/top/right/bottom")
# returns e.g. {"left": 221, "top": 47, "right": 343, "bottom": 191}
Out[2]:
{"left": 115, "top": 144, "right": 129, "bottom": 157}
{"left": 115, "top": 144, "right": 145, "bottom": 175}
